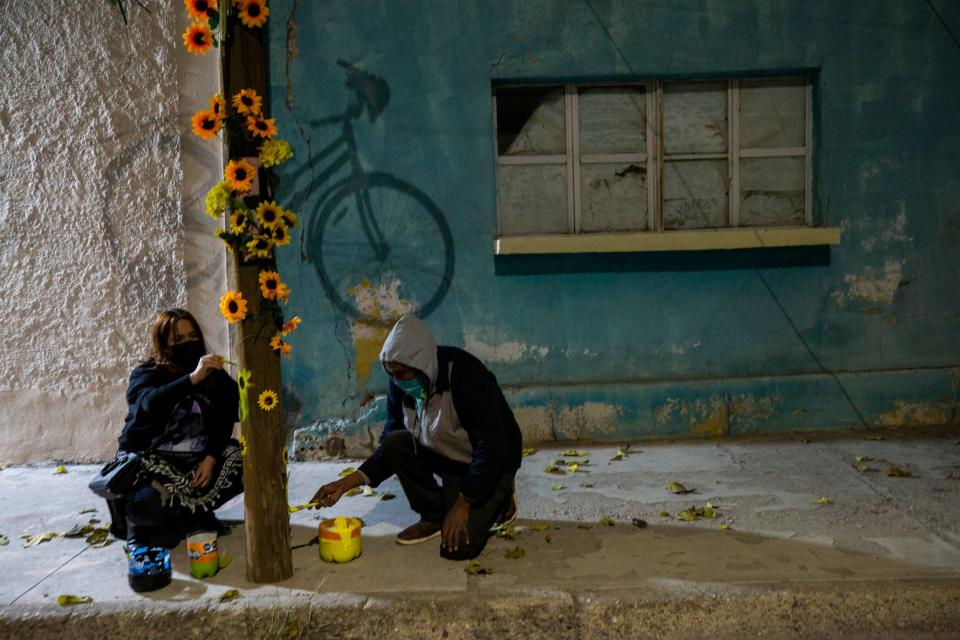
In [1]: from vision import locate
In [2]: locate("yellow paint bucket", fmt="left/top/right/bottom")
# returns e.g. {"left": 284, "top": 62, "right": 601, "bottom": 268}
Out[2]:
{"left": 318, "top": 516, "right": 362, "bottom": 563}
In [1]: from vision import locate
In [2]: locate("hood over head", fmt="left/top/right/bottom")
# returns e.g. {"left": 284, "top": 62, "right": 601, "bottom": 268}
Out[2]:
{"left": 379, "top": 315, "right": 438, "bottom": 387}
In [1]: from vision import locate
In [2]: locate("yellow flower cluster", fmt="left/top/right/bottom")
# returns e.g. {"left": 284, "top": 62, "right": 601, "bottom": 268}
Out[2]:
{"left": 205, "top": 180, "right": 233, "bottom": 219}
{"left": 258, "top": 139, "right": 294, "bottom": 168}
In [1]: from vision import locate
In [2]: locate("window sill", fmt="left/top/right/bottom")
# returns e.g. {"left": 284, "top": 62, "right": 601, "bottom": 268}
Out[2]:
{"left": 494, "top": 227, "right": 841, "bottom": 255}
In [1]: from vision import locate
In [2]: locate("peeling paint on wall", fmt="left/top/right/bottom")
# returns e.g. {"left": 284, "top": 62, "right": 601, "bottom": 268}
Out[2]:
{"left": 347, "top": 278, "right": 413, "bottom": 392}
{"left": 689, "top": 396, "right": 729, "bottom": 437}
{"left": 876, "top": 401, "right": 950, "bottom": 427}
{"left": 512, "top": 402, "right": 622, "bottom": 442}
{"left": 463, "top": 333, "right": 550, "bottom": 363}
{"left": 729, "top": 394, "right": 781, "bottom": 428}
{"left": 832, "top": 260, "right": 904, "bottom": 306}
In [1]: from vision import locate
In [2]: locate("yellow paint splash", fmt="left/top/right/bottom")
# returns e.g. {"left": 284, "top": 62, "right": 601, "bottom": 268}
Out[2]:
{"left": 691, "top": 402, "right": 729, "bottom": 437}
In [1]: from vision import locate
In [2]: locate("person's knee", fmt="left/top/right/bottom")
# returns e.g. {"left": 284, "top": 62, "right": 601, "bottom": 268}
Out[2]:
{"left": 381, "top": 430, "right": 414, "bottom": 461}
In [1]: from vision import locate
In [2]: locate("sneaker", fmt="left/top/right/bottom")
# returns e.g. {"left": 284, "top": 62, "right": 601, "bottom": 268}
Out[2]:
{"left": 494, "top": 493, "right": 517, "bottom": 528}
{"left": 395, "top": 520, "right": 441, "bottom": 545}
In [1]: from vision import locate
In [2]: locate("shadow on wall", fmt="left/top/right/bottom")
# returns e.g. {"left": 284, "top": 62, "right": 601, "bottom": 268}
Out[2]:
{"left": 287, "top": 60, "right": 455, "bottom": 327}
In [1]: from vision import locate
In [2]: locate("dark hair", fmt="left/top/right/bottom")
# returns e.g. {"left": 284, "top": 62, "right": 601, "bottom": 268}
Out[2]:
{"left": 147, "top": 308, "right": 206, "bottom": 369}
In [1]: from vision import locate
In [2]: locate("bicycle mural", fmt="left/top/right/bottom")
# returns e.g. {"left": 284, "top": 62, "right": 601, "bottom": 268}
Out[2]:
{"left": 286, "top": 60, "right": 455, "bottom": 326}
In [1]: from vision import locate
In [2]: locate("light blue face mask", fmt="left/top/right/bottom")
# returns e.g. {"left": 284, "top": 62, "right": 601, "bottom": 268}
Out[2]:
{"left": 394, "top": 374, "right": 428, "bottom": 408}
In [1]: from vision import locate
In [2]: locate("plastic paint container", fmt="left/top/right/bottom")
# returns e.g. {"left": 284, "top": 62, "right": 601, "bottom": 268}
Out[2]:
{"left": 318, "top": 516, "right": 362, "bottom": 563}
{"left": 186, "top": 531, "right": 220, "bottom": 579}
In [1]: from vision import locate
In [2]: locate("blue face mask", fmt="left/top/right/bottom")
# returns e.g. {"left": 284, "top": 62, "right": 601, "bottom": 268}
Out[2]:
{"left": 394, "top": 374, "right": 428, "bottom": 408}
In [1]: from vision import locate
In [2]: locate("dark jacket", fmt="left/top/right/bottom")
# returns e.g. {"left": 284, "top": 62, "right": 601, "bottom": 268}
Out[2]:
{"left": 358, "top": 317, "right": 523, "bottom": 506}
{"left": 119, "top": 360, "right": 239, "bottom": 459}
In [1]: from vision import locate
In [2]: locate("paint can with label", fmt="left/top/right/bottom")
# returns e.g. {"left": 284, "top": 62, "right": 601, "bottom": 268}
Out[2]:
{"left": 318, "top": 516, "right": 362, "bottom": 563}
{"left": 186, "top": 531, "right": 220, "bottom": 578}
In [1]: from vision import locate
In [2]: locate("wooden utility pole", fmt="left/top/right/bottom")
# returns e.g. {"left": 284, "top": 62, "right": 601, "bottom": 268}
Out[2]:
{"left": 223, "top": 16, "right": 293, "bottom": 583}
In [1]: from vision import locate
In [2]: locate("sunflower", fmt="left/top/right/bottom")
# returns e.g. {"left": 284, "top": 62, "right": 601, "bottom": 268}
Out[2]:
{"left": 246, "top": 115, "right": 277, "bottom": 139}
{"left": 232, "top": 88, "right": 262, "bottom": 116}
{"left": 281, "top": 208, "right": 299, "bottom": 228}
{"left": 258, "top": 139, "right": 293, "bottom": 168}
{"left": 239, "top": 0, "right": 270, "bottom": 28}
{"left": 272, "top": 222, "right": 291, "bottom": 247}
{"left": 213, "top": 228, "right": 231, "bottom": 246}
{"left": 258, "top": 270, "right": 282, "bottom": 299}
{"left": 219, "top": 290, "right": 248, "bottom": 324}
{"left": 246, "top": 234, "right": 273, "bottom": 258}
{"left": 224, "top": 159, "right": 256, "bottom": 192}
{"left": 205, "top": 180, "right": 232, "bottom": 218}
{"left": 184, "top": 0, "right": 214, "bottom": 21}
{"left": 191, "top": 108, "right": 221, "bottom": 140}
{"left": 229, "top": 210, "right": 248, "bottom": 234}
{"left": 280, "top": 343, "right": 292, "bottom": 358}
{"left": 183, "top": 22, "right": 214, "bottom": 55}
{"left": 237, "top": 368, "right": 253, "bottom": 422}
{"left": 276, "top": 282, "right": 291, "bottom": 303}
{"left": 239, "top": 435, "right": 248, "bottom": 457}
{"left": 255, "top": 201, "right": 283, "bottom": 229}
{"left": 257, "top": 389, "right": 279, "bottom": 411}
{"left": 281, "top": 316, "right": 301, "bottom": 336}
{"left": 209, "top": 93, "right": 226, "bottom": 118}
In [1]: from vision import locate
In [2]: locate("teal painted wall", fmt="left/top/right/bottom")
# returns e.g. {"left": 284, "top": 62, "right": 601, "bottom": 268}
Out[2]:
{"left": 268, "top": 0, "right": 960, "bottom": 453}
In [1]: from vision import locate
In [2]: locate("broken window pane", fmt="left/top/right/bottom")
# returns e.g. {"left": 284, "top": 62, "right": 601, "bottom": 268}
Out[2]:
{"left": 739, "top": 77, "right": 806, "bottom": 148}
{"left": 579, "top": 163, "right": 648, "bottom": 232}
{"left": 578, "top": 86, "right": 646, "bottom": 154}
{"left": 739, "top": 157, "right": 805, "bottom": 226}
{"left": 496, "top": 86, "right": 566, "bottom": 156}
{"left": 663, "top": 81, "right": 727, "bottom": 155}
{"left": 497, "top": 164, "right": 568, "bottom": 235}
{"left": 663, "top": 160, "right": 729, "bottom": 229}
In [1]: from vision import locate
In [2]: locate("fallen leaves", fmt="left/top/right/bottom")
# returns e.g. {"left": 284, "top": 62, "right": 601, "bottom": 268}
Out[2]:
{"left": 599, "top": 518, "right": 615, "bottom": 527}
{"left": 610, "top": 444, "right": 632, "bottom": 462}
{"left": 719, "top": 523, "right": 730, "bottom": 530}
{"left": 529, "top": 523, "right": 550, "bottom": 532}
{"left": 343, "top": 487, "right": 362, "bottom": 497}
{"left": 53, "top": 465, "right": 67, "bottom": 474}
{"left": 21, "top": 532, "right": 58, "bottom": 547}
{"left": 675, "top": 501, "right": 722, "bottom": 521}
{"left": 576, "top": 523, "right": 594, "bottom": 529}
{"left": 561, "top": 450, "right": 587, "bottom": 457}
{"left": 543, "top": 464, "right": 565, "bottom": 475}
{"left": 522, "top": 448, "right": 537, "bottom": 457}
{"left": 219, "top": 589, "right": 240, "bottom": 603}
{"left": 0, "top": 534, "right": 8, "bottom": 545}
{"left": 380, "top": 492, "right": 396, "bottom": 501}
{"left": 219, "top": 553, "right": 233, "bottom": 569}
{"left": 464, "top": 560, "right": 491, "bottom": 575}
{"left": 660, "top": 511, "right": 671, "bottom": 518}
{"left": 550, "top": 484, "right": 565, "bottom": 491}
{"left": 631, "top": 518, "right": 647, "bottom": 528}
{"left": 812, "top": 496, "right": 830, "bottom": 505}
{"left": 337, "top": 467, "right": 355, "bottom": 478}
{"left": 886, "top": 465, "right": 913, "bottom": 478}
{"left": 57, "top": 595, "right": 92, "bottom": 606}
{"left": 493, "top": 524, "right": 520, "bottom": 540}
{"left": 666, "top": 482, "right": 695, "bottom": 495}
{"left": 504, "top": 546, "right": 526, "bottom": 559}
{"left": 361, "top": 486, "right": 377, "bottom": 497}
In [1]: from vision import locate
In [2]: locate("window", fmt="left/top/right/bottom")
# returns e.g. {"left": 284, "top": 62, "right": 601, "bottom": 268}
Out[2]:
{"left": 494, "top": 76, "right": 813, "bottom": 241}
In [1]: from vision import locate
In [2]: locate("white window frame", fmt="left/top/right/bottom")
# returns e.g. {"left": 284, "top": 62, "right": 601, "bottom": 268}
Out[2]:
{"left": 493, "top": 75, "right": 814, "bottom": 239}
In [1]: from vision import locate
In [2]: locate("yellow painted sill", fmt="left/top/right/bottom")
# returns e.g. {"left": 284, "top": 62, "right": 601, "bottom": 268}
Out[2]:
{"left": 494, "top": 226, "right": 841, "bottom": 255}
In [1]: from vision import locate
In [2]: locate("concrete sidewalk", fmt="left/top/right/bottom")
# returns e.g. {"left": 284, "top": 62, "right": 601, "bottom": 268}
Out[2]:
{"left": 2, "top": 428, "right": 960, "bottom": 639}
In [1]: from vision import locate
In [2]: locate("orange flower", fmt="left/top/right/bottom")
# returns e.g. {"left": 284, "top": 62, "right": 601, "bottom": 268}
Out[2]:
{"left": 191, "top": 108, "right": 221, "bottom": 139}
{"left": 232, "top": 89, "right": 262, "bottom": 116}
{"left": 270, "top": 334, "right": 283, "bottom": 351}
{"left": 246, "top": 115, "right": 277, "bottom": 139}
{"left": 182, "top": 22, "right": 214, "bottom": 55}
{"left": 184, "top": 0, "right": 214, "bottom": 22}
{"left": 280, "top": 343, "right": 292, "bottom": 358}
{"left": 258, "top": 270, "right": 283, "bottom": 299}
{"left": 209, "top": 93, "right": 226, "bottom": 118}
{"left": 224, "top": 159, "right": 256, "bottom": 192}
{"left": 281, "top": 316, "right": 301, "bottom": 336}
{"left": 277, "top": 282, "right": 291, "bottom": 303}
{"left": 239, "top": 0, "right": 269, "bottom": 28}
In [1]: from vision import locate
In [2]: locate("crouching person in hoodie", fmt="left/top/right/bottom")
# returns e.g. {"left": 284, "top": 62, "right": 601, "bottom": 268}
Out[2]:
{"left": 309, "top": 315, "right": 523, "bottom": 560}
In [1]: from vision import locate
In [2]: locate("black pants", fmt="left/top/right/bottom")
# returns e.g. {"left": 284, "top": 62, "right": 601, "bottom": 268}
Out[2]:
{"left": 380, "top": 430, "right": 515, "bottom": 561}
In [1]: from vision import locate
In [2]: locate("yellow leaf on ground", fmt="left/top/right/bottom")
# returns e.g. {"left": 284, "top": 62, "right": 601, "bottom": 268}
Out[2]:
{"left": 219, "top": 553, "right": 233, "bottom": 569}
{"left": 0, "top": 464, "right": 6, "bottom": 471}
{"left": 57, "top": 595, "right": 92, "bottom": 606}
{"left": 22, "top": 532, "right": 58, "bottom": 547}
{"left": 53, "top": 465, "right": 67, "bottom": 474}
{"left": 675, "top": 508, "right": 700, "bottom": 521}
{"left": 666, "top": 482, "right": 695, "bottom": 494}
{"left": 522, "top": 448, "right": 537, "bottom": 457}
{"left": 338, "top": 467, "right": 356, "bottom": 478}
{"left": 660, "top": 511, "right": 671, "bottom": 518}
{"left": 719, "top": 523, "right": 730, "bottom": 530}
{"left": 465, "top": 560, "right": 491, "bottom": 575}
{"left": 530, "top": 523, "right": 550, "bottom": 531}
{"left": 704, "top": 502, "right": 718, "bottom": 519}
{"left": 812, "top": 496, "right": 829, "bottom": 505}
{"left": 362, "top": 486, "right": 377, "bottom": 497}
{"left": 0, "top": 535, "right": 8, "bottom": 546}
{"left": 219, "top": 589, "right": 240, "bottom": 603}
{"left": 561, "top": 450, "right": 587, "bottom": 457}
{"left": 504, "top": 546, "right": 525, "bottom": 559}
{"left": 854, "top": 455, "right": 873, "bottom": 462}
{"left": 577, "top": 523, "right": 594, "bottom": 529}
{"left": 493, "top": 525, "right": 520, "bottom": 540}
{"left": 380, "top": 492, "right": 396, "bottom": 501}
{"left": 886, "top": 465, "right": 913, "bottom": 478}
{"left": 344, "top": 487, "right": 362, "bottom": 497}
{"left": 550, "top": 484, "right": 565, "bottom": 491}
{"left": 599, "top": 518, "right": 615, "bottom": 527}
{"left": 566, "top": 463, "right": 579, "bottom": 473}
{"left": 543, "top": 464, "right": 565, "bottom": 475}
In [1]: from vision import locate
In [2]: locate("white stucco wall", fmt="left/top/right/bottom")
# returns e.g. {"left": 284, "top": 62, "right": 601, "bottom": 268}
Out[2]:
{"left": 0, "top": 1, "right": 227, "bottom": 463}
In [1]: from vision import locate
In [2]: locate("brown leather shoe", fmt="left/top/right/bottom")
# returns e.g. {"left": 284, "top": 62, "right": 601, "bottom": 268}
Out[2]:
{"left": 395, "top": 520, "right": 441, "bottom": 545}
{"left": 494, "top": 493, "right": 517, "bottom": 528}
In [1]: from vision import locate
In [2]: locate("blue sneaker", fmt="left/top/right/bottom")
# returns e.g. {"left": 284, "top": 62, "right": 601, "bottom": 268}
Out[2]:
{"left": 127, "top": 545, "right": 172, "bottom": 593}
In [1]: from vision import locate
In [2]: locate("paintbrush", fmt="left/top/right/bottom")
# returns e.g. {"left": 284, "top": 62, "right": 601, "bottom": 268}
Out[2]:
{"left": 288, "top": 502, "right": 319, "bottom": 513}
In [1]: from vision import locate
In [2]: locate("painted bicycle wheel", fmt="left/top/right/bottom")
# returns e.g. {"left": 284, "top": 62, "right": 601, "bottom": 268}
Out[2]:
{"left": 307, "top": 172, "right": 455, "bottom": 324}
